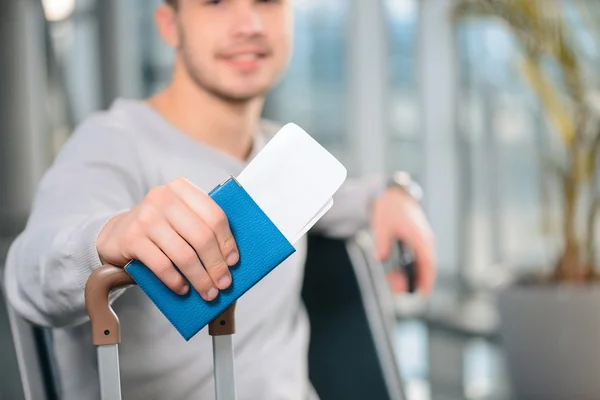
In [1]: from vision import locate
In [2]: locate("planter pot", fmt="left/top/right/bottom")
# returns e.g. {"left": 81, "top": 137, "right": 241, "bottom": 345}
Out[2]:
{"left": 497, "top": 284, "right": 600, "bottom": 400}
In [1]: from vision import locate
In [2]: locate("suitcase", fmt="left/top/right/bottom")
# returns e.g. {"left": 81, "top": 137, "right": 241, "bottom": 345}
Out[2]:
{"left": 80, "top": 176, "right": 299, "bottom": 400}
{"left": 84, "top": 264, "right": 237, "bottom": 400}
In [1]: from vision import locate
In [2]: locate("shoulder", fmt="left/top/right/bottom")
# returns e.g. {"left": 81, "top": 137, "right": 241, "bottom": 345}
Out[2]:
{"left": 56, "top": 100, "right": 143, "bottom": 162}
{"left": 73, "top": 99, "right": 143, "bottom": 142}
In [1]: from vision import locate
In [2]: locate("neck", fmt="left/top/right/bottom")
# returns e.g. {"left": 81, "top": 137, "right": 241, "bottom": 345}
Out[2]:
{"left": 147, "top": 67, "right": 265, "bottom": 161}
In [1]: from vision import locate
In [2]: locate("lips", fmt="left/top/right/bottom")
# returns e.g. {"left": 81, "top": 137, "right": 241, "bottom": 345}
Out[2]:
{"left": 219, "top": 50, "right": 269, "bottom": 71}
{"left": 228, "top": 53, "right": 262, "bottom": 61}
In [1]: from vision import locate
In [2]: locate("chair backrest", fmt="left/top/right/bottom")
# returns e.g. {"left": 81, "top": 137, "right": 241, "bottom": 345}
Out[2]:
{"left": 0, "top": 289, "right": 26, "bottom": 400}
{"left": 1, "top": 295, "right": 61, "bottom": 400}
{"left": 346, "top": 231, "right": 406, "bottom": 399}
{"left": 302, "top": 231, "right": 407, "bottom": 400}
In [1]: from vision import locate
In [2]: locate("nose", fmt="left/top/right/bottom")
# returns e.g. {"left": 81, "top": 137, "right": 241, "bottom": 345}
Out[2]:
{"left": 230, "top": 3, "right": 263, "bottom": 37}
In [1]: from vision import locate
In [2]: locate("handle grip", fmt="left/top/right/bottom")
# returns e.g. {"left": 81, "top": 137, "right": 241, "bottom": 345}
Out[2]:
{"left": 397, "top": 242, "right": 417, "bottom": 293}
{"left": 208, "top": 301, "right": 237, "bottom": 336}
{"left": 85, "top": 264, "right": 135, "bottom": 346}
{"left": 85, "top": 263, "right": 239, "bottom": 343}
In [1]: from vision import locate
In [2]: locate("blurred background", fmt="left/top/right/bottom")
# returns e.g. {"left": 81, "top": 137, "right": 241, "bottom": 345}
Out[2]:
{"left": 2, "top": 0, "right": 600, "bottom": 399}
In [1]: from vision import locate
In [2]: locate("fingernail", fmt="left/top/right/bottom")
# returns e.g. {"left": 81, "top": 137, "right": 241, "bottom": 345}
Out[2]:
{"left": 226, "top": 251, "right": 239, "bottom": 265}
{"left": 206, "top": 287, "right": 218, "bottom": 301}
{"left": 179, "top": 285, "right": 189, "bottom": 295}
{"left": 219, "top": 274, "right": 231, "bottom": 288}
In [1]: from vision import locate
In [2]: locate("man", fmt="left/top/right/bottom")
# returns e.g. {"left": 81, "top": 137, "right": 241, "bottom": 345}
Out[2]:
{"left": 4, "top": 0, "right": 435, "bottom": 399}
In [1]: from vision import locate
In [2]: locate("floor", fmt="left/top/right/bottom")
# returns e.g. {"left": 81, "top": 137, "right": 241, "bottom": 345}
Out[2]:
{"left": 394, "top": 319, "right": 513, "bottom": 400}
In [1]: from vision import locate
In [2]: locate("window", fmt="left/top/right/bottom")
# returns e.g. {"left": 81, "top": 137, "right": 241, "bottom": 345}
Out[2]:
{"left": 264, "top": 1, "right": 350, "bottom": 167}
{"left": 45, "top": 0, "right": 100, "bottom": 127}
{"left": 385, "top": 0, "right": 420, "bottom": 177}
{"left": 138, "top": 0, "right": 173, "bottom": 96}
{"left": 455, "top": 1, "right": 600, "bottom": 276}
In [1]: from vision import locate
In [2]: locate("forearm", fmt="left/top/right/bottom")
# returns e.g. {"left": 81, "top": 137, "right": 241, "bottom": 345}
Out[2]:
{"left": 2, "top": 120, "right": 142, "bottom": 328}
{"left": 310, "top": 175, "right": 384, "bottom": 238}
{"left": 4, "top": 212, "right": 121, "bottom": 327}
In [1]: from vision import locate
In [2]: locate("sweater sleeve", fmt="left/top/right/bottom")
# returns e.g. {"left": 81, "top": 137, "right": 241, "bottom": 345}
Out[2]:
{"left": 309, "top": 175, "right": 384, "bottom": 239}
{"left": 3, "top": 115, "right": 145, "bottom": 328}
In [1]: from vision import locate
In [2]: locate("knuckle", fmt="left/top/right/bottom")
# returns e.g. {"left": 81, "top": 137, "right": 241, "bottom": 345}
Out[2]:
{"left": 146, "top": 186, "right": 165, "bottom": 201}
{"left": 148, "top": 186, "right": 173, "bottom": 205}
{"left": 198, "top": 274, "right": 214, "bottom": 290}
{"left": 207, "top": 258, "right": 228, "bottom": 274}
{"left": 191, "top": 272, "right": 213, "bottom": 292}
{"left": 177, "top": 247, "right": 198, "bottom": 267}
{"left": 136, "top": 204, "right": 156, "bottom": 227}
{"left": 153, "top": 258, "right": 174, "bottom": 278}
{"left": 194, "top": 229, "right": 214, "bottom": 251}
{"left": 210, "top": 209, "right": 228, "bottom": 229}
{"left": 122, "top": 229, "right": 139, "bottom": 248}
{"left": 221, "top": 234, "right": 236, "bottom": 253}
{"left": 167, "top": 177, "right": 189, "bottom": 191}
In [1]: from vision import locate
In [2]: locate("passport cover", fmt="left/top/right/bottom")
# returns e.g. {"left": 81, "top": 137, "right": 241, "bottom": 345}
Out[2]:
{"left": 124, "top": 177, "right": 296, "bottom": 341}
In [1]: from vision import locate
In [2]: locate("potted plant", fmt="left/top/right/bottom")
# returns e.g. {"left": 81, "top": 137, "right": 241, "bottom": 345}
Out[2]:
{"left": 452, "top": 0, "right": 600, "bottom": 398}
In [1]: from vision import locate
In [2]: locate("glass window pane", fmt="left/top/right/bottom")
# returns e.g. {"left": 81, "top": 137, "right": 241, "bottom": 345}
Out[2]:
{"left": 455, "top": 0, "right": 600, "bottom": 276}
{"left": 137, "top": 0, "right": 173, "bottom": 96}
{"left": 385, "top": 0, "right": 421, "bottom": 178}
{"left": 47, "top": 0, "right": 101, "bottom": 125}
{"left": 263, "top": 1, "right": 350, "bottom": 167}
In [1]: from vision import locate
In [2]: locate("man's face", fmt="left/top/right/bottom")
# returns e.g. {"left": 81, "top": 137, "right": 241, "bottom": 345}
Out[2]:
{"left": 164, "top": 0, "right": 293, "bottom": 102}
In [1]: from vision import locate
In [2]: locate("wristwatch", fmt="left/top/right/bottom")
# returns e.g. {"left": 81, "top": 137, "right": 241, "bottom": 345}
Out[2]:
{"left": 382, "top": 171, "right": 423, "bottom": 203}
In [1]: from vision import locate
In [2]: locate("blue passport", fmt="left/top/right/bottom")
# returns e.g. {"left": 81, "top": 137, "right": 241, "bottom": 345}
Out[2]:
{"left": 124, "top": 177, "right": 296, "bottom": 341}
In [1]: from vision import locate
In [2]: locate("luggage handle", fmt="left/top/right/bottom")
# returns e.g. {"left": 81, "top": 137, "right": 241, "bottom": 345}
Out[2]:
{"left": 85, "top": 264, "right": 135, "bottom": 346}
{"left": 85, "top": 264, "right": 238, "bottom": 340}
{"left": 209, "top": 302, "right": 238, "bottom": 400}
{"left": 85, "top": 264, "right": 238, "bottom": 400}
{"left": 209, "top": 302, "right": 236, "bottom": 336}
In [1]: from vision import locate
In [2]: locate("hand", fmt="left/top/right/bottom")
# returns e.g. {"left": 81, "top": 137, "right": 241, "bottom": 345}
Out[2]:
{"left": 370, "top": 187, "right": 436, "bottom": 295}
{"left": 96, "top": 177, "right": 239, "bottom": 301}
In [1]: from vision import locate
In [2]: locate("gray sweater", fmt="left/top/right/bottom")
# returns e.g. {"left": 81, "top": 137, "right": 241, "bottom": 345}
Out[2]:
{"left": 3, "top": 99, "right": 380, "bottom": 400}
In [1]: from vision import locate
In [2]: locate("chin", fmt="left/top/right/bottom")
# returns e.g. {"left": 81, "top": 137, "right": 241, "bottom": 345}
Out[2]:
{"left": 219, "top": 83, "right": 273, "bottom": 102}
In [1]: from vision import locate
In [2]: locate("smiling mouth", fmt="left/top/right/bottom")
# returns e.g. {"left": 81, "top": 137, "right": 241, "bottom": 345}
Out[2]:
{"left": 219, "top": 51, "right": 270, "bottom": 72}
{"left": 225, "top": 53, "right": 265, "bottom": 61}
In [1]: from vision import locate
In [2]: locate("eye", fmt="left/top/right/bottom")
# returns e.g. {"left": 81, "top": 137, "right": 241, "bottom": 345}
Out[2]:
{"left": 205, "top": 0, "right": 221, "bottom": 5}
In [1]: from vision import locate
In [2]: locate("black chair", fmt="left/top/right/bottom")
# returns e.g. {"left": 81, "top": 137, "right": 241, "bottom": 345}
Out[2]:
{"left": 302, "top": 231, "right": 406, "bottom": 400}
{"left": 0, "top": 278, "right": 61, "bottom": 400}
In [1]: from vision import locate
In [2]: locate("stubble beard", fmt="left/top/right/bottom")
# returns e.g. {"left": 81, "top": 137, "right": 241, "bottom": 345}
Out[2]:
{"left": 178, "top": 28, "right": 269, "bottom": 104}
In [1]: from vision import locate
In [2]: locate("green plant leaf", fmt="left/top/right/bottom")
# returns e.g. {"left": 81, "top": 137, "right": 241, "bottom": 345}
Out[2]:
{"left": 519, "top": 57, "right": 576, "bottom": 146}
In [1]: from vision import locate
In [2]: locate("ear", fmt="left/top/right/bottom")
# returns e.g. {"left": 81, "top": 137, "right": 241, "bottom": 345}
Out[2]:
{"left": 154, "top": 4, "right": 180, "bottom": 48}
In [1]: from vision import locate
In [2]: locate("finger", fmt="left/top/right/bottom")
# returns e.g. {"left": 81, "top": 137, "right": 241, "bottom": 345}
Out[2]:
{"left": 147, "top": 220, "right": 218, "bottom": 301}
{"left": 374, "top": 229, "right": 394, "bottom": 262}
{"left": 386, "top": 269, "right": 408, "bottom": 293}
{"left": 168, "top": 178, "right": 239, "bottom": 265}
{"left": 410, "top": 235, "right": 436, "bottom": 295}
{"left": 131, "top": 238, "right": 189, "bottom": 295}
{"left": 164, "top": 198, "right": 232, "bottom": 291}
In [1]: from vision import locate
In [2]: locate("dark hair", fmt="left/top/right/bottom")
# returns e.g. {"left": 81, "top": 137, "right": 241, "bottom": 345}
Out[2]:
{"left": 165, "top": 0, "right": 177, "bottom": 6}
